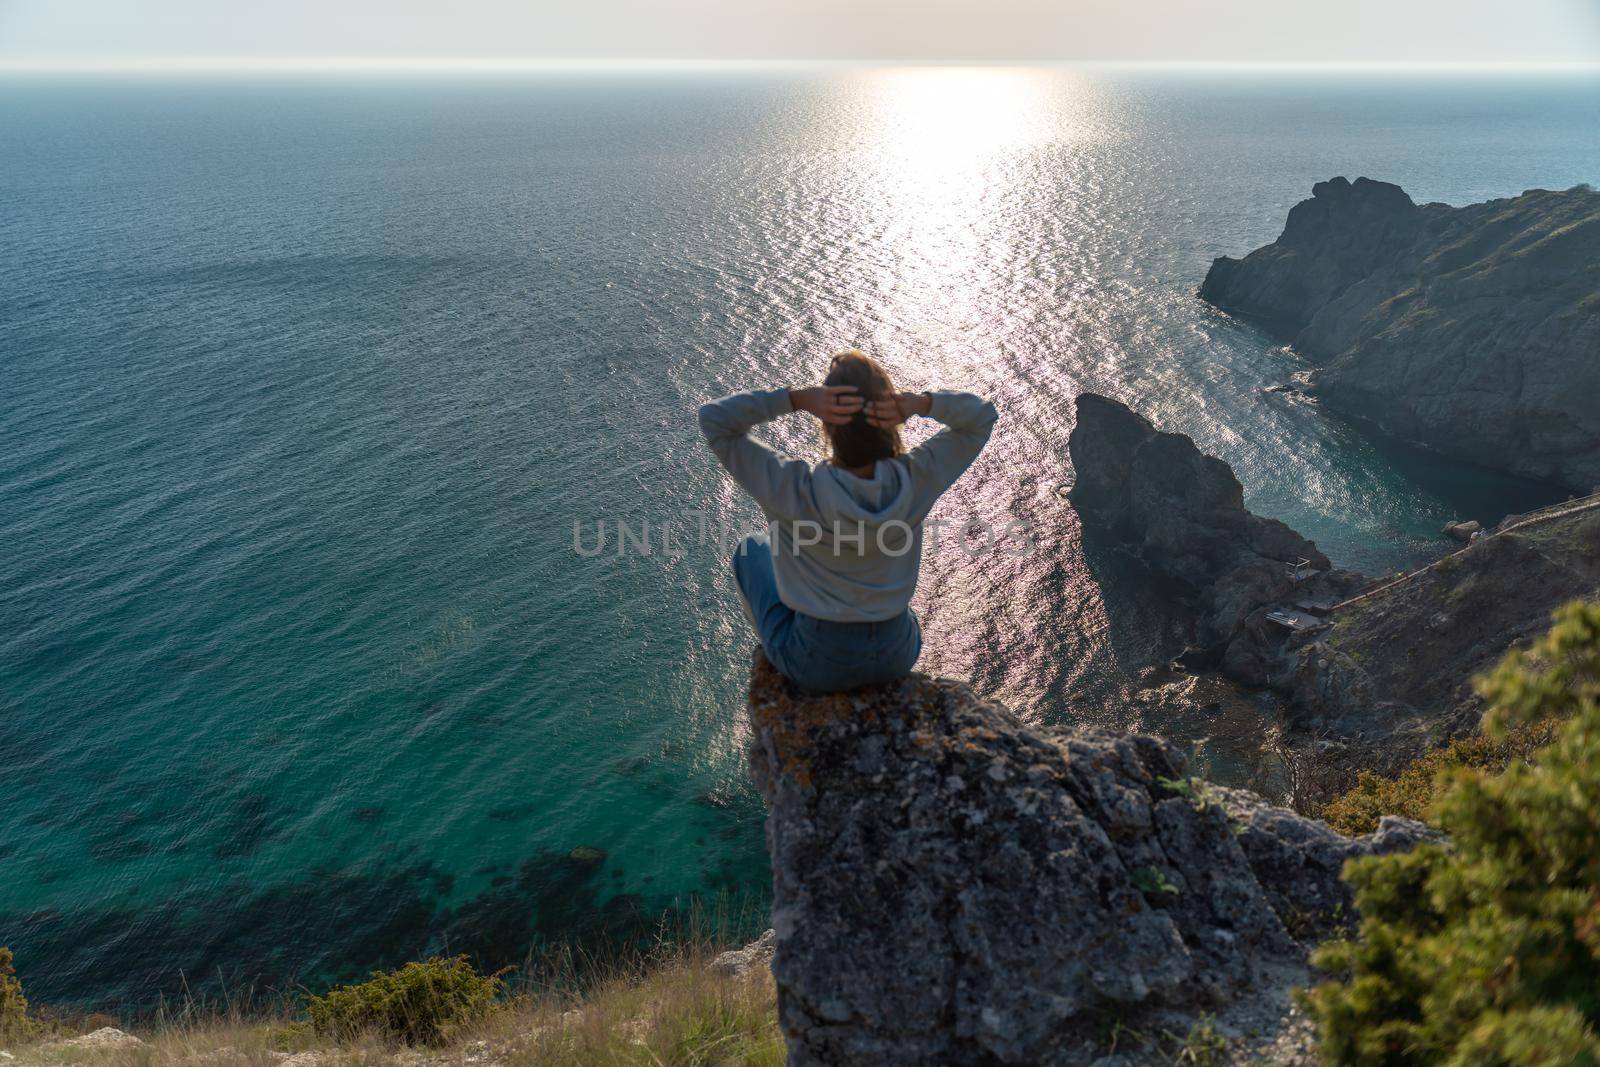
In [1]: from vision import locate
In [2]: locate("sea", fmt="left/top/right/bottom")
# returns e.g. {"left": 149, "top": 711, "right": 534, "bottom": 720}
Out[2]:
{"left": 2, "top": 66, "right": 1596, "bottom": 1008}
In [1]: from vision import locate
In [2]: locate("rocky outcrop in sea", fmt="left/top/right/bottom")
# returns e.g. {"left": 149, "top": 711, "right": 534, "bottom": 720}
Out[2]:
{"left": 1199, "top": 177, "right": 1600, "bottom": 491}
{"left": 745, "top": 653, "right": 1435, "bottom": 1065}
{"left": 1067, "top": 393, "right": 1364, "bottom": 677}
{"left": 1067, "top": 392, "right": 1600, "bottom": 761}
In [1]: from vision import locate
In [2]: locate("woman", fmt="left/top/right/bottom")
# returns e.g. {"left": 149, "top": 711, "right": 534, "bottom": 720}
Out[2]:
{"left": 698, "top": 350, "right": 997, "bottom": 692}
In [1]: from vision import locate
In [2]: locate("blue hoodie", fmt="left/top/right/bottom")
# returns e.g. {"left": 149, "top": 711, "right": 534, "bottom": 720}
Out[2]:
{"left": 699, "top": 388, "right": 998, "bottom": 622}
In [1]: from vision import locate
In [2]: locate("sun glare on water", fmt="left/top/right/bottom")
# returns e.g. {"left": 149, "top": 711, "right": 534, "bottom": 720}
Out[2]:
{"left": 837, "top": 66, "right": 1082, "bottom": 355}
{"left": 863, "top": 66, "right": 1059, "bottom": 176}
{"left": 816, "top": 67, "right": 1120, "bottom": 698}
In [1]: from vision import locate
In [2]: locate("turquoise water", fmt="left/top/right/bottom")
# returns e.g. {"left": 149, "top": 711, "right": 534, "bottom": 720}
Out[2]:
{"left": 2, "top": 68, "right": 1595, "bottom": 1008}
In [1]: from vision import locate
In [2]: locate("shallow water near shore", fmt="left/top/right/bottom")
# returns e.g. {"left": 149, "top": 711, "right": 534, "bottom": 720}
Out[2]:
{"left": 1, "top": 67, "right": 1594, "bottom": 1007}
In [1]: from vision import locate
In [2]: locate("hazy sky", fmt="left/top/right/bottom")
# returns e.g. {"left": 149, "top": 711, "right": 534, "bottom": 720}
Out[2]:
{"left": 2, "top": 0, "right": 1597, "bottom": 66}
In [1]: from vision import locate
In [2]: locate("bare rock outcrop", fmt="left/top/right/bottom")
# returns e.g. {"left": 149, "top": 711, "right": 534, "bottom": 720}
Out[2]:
{"left": 1201, "top": 177, "right": 1600, "bottom": 490}
{"left": 1066, "top": 393, "right": 1600, "bottom": 755}
{"left": 1067, "top": 393, "right": 1363, "bottom": 672}
{"left": 745, "top": 654, "right": 1435, "bottom": 1065}
{"left": 40, "top": 1028, "right": 146, "bottom": 1053}
{"left": 709, "top": 928, "right": 777, "bottom": 979}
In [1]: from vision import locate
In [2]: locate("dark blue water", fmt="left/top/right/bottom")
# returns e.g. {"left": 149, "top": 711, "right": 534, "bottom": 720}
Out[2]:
{"left": 2, "top": 68, "right": 1594, "bottom": 1007}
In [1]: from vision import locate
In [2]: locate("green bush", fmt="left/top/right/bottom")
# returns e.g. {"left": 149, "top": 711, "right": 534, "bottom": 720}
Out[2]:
{"left": 305, "top": 955, "right": 505, "bottom": 1047}
{"left": 1316, "top": 721, "right": 1557, "bottom": 836}
{"left": 0, "top": 947, "right": 36, "bottom": 1045}
{"left": 1304, "top": 601, "right": 1600, "bottom": 1065}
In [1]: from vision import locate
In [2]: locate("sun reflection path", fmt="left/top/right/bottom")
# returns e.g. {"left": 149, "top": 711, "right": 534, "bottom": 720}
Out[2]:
{"left": 861, "top": 67, "right": 1060, "bottom": 180}
{"left": 823, "top": 68, "right": 1125, "bottom": 717}
{"left": 848, "top": 67, "right": 1066, "bottom": 334}
{"left": 699, "top": 67, "right": 1130, "bottom": 738}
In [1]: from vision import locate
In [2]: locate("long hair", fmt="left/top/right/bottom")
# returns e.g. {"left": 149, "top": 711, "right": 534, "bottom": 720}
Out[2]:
{"left": 822, "top": 350, "right": 905, "bottom": 469}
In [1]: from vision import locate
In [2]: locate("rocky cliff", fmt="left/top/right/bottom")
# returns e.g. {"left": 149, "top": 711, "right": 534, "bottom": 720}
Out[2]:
{"left": 1200, "top": 177, "right": 1600, "bottom": 490}
{"left": 1067, "top": 393, "right": 1363, "bottom": 659}
{"left": 1068, "top": 392, "right": 1600, "bottom": 761}
{"left": 745, "top": 653, "right": 1435, "bottom": 1066}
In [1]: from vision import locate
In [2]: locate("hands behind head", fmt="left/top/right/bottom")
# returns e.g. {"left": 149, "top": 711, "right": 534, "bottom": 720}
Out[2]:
{"left": 864, "top": 391, "right": 931, "bottom": 429}
{"left": 790, "top": 386, "right": 931, "bottom": 428}
{"left": 790, "top": 385, "right": 864, "bottom": 426}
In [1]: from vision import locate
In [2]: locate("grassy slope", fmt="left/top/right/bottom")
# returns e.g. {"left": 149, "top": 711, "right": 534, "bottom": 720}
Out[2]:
{"left": 1, "top": 950, "right": 783, "bottom": 1067}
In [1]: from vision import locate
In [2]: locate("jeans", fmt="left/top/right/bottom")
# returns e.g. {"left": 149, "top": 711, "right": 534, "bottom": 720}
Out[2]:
{"left": 732, "top": 532, "right": 922, "bottom": 694}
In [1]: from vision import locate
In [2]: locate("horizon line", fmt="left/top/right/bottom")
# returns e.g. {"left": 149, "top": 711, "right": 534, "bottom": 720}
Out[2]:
{"left": 2, "top": 57, "right": 1598, "bottom": 75}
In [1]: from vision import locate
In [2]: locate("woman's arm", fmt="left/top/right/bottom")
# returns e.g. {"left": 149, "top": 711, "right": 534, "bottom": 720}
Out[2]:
{"left": 868, "top": 390, "right": 998, "bottom": 519}
{"left": 697, "top": 386, "right": 860, "bottom": 517}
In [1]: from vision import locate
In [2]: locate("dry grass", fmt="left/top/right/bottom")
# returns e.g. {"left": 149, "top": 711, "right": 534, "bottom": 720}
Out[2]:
{"left": 501, "top": 954, "right": 783, "bottom": 1066}
{"left": 0, "top": 949, "right": 783, "bottom": 1067}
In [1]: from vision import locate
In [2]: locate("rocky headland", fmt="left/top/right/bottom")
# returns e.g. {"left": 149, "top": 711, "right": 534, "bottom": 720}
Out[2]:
{"left": 744, "top": 653, "right": 1436, "bottom": 1065}
{"left": 1069, "top": 392, "right": 1600, "bottom": 765}
{"left": 1067, "top": 393, "right": 1364, "bottom": 658}
{"left": 1199, "top": 177, "right": 1600, "bottom": 491}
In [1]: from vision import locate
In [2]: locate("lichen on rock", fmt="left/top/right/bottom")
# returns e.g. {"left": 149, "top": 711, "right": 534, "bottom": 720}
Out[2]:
{"left": 745, "top": 652, "right": 1435, "bottom": 1065}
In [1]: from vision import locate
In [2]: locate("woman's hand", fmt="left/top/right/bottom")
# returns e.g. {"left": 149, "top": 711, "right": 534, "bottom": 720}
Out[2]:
{"left": 865, "top": 391, "right": 932, "bottom": 429}
{"left": 789, "top": 385, "right": 864, "bottom": 426}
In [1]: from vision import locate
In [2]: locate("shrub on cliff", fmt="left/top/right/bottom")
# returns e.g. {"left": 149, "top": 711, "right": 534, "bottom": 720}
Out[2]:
{"left": 1316, "top": 721, "right": 1557, "bottom": 836}
{"left": 1305, "top": 601, "right": 1600, "bottom": 1064}
{"left": 305, "top": 955, "right": 505, "bottom": 1046}
{"left": 0, "top": 947, "right": 34, "bottom": 1044}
